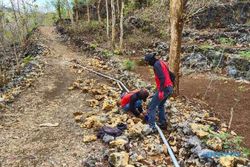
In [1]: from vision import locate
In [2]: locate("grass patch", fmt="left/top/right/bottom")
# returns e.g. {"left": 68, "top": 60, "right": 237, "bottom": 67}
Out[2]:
{"left": 23, "top": 55, "right": 33, "bottom": 65}
{"left": 102, "top": 49, "right": 114, "bottom": 58}
{"left": 123, "top": 59, "right": 135, "bottom": 71}
{"left": 239, "top": 50, "right": 250, "bottom": 59}
{"left": 219, "top": 37, "right": 236, "bottom": 46}
{"left": 199, "top": 43, "right": 214, "bottom": 51}
{"left": 208, "top": 132, "right": 249, "bottom": 157}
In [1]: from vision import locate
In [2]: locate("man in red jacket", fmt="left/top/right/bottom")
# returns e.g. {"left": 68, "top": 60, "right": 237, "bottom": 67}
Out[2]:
{"left": 120, "top": 89, "right": 149, "bottom": 119}
{"left": 144, "top": 53, "right": 173, "bottom": 131}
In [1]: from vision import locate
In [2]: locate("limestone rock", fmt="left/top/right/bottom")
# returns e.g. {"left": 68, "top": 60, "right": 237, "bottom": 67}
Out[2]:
{"left": 82, "top": 116, "right": 103, "bottom": 129}
{"left": 83, "top": 135, "right": 97, "bottom": 143}
{"left": 219, "top": 156, "right": 236, "bottom": 167}
{"left": 102, "top": 99, "right": 116, "bottom": 111}
{"left": 190, "top": 123, "right": 209, "bottom": 138}
{"left": 75, "top": 115, "right": 83, "bottom": 122}
{"left": 127, "top": 122, "right": 145, "bottom": 138}
{"left": 103, "top": 134, "right": 115, "bottom": 143}
{"left": 206, "top": 137, "right": 223, "bottom": 151}
{"left": 109, "top": 151, "right": 129, "bottom": 167}
{"left": 110, "top": 139, "right": 128, "bottom": 149}
{"left": 86, "top": 99, "right": 99, "bottom": 107}
{"left": 206, "top": 117, "right": 220, "bottom": 123}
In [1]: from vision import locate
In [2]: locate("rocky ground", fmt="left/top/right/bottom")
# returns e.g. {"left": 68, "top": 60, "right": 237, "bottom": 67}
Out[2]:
{"left": 57, "top": 24, "right": 250, "bottom": 166}
{"left": 0, "top": 26, "right": 249, "bottom": 167}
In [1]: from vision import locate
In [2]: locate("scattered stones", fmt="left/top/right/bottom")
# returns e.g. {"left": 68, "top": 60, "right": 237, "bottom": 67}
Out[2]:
{"left": 86, "top": 99, "right": 99, "bottom": 107}
{"left": 103, "top": 134, "right": 115, "bottom": 143}
{"left": 127, "top": 121, "right": 144, "bottom": 138}
{"left": 81, "top": 116, "right": 103, "bottom": 129}
{"left": 110, "top": 139, "right": 128, "bottom": 149}
{"left": 206, "top": 137, "right": 223, "bottom": 151}
{"left": 190, "top": 123, "right": 210, "bottom": 138}
{"left": 83, "top": 135, "right": 97, "bottom": 143}
{"left": 102, "top": 99, "right": 116, "bottom": 111}
{"left": 222, "top": 157, "right": 237, "bottom": 167}
{"left": 109, "top": 151, "right": 129, "bottom": 167}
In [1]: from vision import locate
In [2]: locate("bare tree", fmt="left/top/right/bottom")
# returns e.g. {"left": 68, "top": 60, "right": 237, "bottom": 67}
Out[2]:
{"left": 119, "top": 0, "right": 124, "bottom": 51}
{"left": 111, "top": 0, "right": 116, "bottom": 49}
{"left": 21, "top": 0, "right": 29, "bottom": 34}
{"left": 105, "top": 0, "right": 109, "bottom": 38}
{"left": 87, "top": 2, "right": 90, "bottom": 23}
{"left": 74, "top": 0, "right": 79, "bottom": 23}
{"left": 10, "top": 0, "right": 21, "bottom": 42}
{"left": 169, "top": 0, "right": 184, "bottom": 95}
{"left": 57, "top": 0, "right": 62, "bottom": 20}
{"left": 65, "top": 0, "right": 74, "bottom": 25}
{"left": 97, "top": 0, "right": 102, "bottom": 22}
{"left": 116, "top": 0, "right": 119, "bottom": 16}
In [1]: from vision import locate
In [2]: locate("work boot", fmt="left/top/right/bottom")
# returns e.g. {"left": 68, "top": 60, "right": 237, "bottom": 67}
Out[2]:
{"left": 157, "top": 122, "right": 167, "bottom": 130}
{"left": 143, "top": 124, "right": 157, "bottom": 135}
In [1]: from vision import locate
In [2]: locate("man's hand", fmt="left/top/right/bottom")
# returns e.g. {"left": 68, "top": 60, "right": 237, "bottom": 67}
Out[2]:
{"left": 158, "top": 91, "right": 164, "bottom": 100}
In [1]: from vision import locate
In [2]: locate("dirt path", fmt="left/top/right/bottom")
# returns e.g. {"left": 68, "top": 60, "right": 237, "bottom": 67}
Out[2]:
{"left": 0, "top": 27, "right": 103, "bottom": 167}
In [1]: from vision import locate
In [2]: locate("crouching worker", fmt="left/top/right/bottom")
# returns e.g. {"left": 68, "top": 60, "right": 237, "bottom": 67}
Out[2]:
{"left": 120, "top": 89, "right": 149, "bottom": 119}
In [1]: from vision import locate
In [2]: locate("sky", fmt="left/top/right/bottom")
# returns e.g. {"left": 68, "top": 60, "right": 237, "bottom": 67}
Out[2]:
{"left": 2, "top": 0, "right": 55, "bottom": 12}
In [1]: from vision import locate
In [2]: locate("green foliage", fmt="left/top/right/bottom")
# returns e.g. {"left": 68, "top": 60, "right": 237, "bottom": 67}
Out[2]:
{"left": 80, "top": 21, "right": 104, "bottom": 32}
{"left": 90, "top": 41, "right": 98, "bottom": 49}
{"left": 199, "top": 43, "right": 214, "bottom": 51}
{"left": 114, "top": 49, "right": 122, "bottom": 55}
{"left": 23, "top": 55, "right": 33, "bottom": 65}
{"left": 219, "top": 37, "right": 235, "bottom": 46}
{"left": 123, "top": 60, "right": 135, "bottom": 71}
{"left": 242, "top": 148, "right": 250, "bottom": 158}
{"left": 208, "top": 131, "right": 249, "bottom": 155}
{"left": 239, "top": 50, "right": 250, "bottom": 59}
{"left": 102, "top": 49, "right": 113, "bottom": 58}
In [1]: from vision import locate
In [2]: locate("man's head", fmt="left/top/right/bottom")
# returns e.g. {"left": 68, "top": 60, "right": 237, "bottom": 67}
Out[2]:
{"left": 138, "top": 89, "right": 149, "bottom": 102}
{"left": 144, "top": 53, "right": 157, "bottom": 66}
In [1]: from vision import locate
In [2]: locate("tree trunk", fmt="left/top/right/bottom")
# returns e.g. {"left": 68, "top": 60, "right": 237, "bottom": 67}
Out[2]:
{"left": 105, "top": 0, "right": 109, "bottom": 38}
{"left": 57, "top": 0, "right": 62, "bottom": 20}
{"left": 116, "top": 0, "right": 120, "bottom": 16}
{"left": 169, "top": 0, "right": 184, "bottom": 96}
{"left": 21, "top": 0, "right": 29, "bottom": 34}
{"left": 10, "top": 0, "right": 22, "bottom": 42}
{"left": 65, "top": 0, "right": 74, "bottom": 25}
{"left": 97, "top": 0, "right": 101, "bottom": 22}
{"left": 87, "top": 3, "right": 90, "bottom": 23}
{"left": 111, "top": 0, "right": 116, "bottom": 49}
{"left": 119, "top": 0, "right": 124, "bottom": 51}
{"left": 74, "top": 0, "right": 79, "bottom": 23}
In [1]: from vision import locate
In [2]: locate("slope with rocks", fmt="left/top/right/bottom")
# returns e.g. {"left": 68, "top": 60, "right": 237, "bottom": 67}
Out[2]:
{"left": 56, "top": 24, "right": 249, "bottom": 166}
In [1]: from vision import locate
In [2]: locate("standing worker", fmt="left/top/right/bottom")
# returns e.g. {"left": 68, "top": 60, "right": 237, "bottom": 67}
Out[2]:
{"left": 120, "top": 89, "right": 149, "bottom": 119}
{"left": 144, "top": 53, "right": 173, "bottom": 132}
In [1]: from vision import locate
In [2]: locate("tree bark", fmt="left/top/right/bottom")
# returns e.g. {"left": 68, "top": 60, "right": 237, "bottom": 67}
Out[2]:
{"left": 21, "top": 0, "right": 29, "bottom": 34}
{"left": 65, "top": 0, "right": 74, "bottom": 25}
{"left": 87, "top": 3, "right": 90, "bottom": 23}
{"left": 119, "top": 0, "right": 124, "bottom": 51}
{"left": 10, "top": 0, "right": 22, "bottom": 42}
{"left": 169, "top": 0, "right": 184, "bottom": 95}
{"left": 74, "top": 0, "right": 79, "bottom": 23}
{"left": 111, "top": 0, "right": 116, "bottom": 49}
{"left": 105, "top": 0, "right": 109, "bottom": 38}
{"left": 97, "top": 0, "right": 101, "bottom": 22}
{"left": 57, "top": 0, "right": 62, "bottom": 20}
{"left": 116, "top": 0, "right": 120, "bottom": 16}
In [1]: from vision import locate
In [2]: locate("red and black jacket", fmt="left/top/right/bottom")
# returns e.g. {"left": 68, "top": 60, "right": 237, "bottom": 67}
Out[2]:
{"left": 154, "top": 60, "right": 173, "bottom": 91}
{"left": 120, "top": 90, "right": 143, "bottom": 117}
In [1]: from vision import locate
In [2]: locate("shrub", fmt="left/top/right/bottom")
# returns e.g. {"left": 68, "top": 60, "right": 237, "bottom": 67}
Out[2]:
{"left": 239, "top": 50, "right": 250, "bottom": 59}
{"left": 123, "top": 60, "right": 135, "bottom": 71}
{"left": 219, "top": 37, "right": 235, "bottom": 46}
